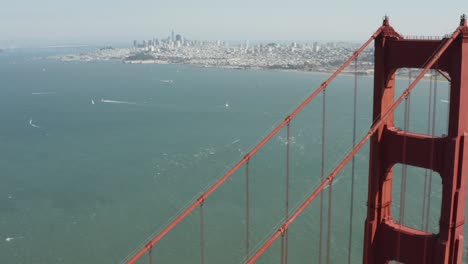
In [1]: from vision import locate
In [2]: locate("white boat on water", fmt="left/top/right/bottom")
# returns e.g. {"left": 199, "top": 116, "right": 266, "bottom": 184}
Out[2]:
{"left": 29, "top": 118, "right": 40, "bottom": 128}
{"left": 160, "top": 80, "right": 174, "bottom": 83}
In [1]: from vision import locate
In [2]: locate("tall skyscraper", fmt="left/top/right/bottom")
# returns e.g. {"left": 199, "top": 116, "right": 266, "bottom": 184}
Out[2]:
{"left": 171, "top": 30, "right": 174, "bottom": 42}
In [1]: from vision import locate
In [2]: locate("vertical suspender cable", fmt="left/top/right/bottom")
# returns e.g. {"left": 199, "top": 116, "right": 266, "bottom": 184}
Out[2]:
{"left": 401, "top": 94, "right": 411, "bottom": 215}
{"left": 200, "top": 203, "right": 205, "bottom": 264}
{"left": 347, "top": 56, "right": 358, "bottom": 264}
{"left": 397, "top": 69, "right": 411, "bottom": 263}
{"left": 326, "top": 176, "right": 333, "bottom": 264}
{"left": 423, "top": 68, "right": 437, "bottom": 259}
{"left": 323, "top": 85, "right": 332, "bottom": 264}
{"left": 422, "top": 70, "right": 435, "bottom": 262}
{"left": 246, "top": 160, "right": 250, "bottom": 258}
{"left": 318, "top": 88, "right": 326, "bottom": 264}
{"left": 425, "top": 69, "right": 438, "bottom": 232}
{"left": 148, "top": 247, "right": 153, "bottom": 264}
{"left": 446, "top": 81, "right": 450, "bottom": 133}
{"left": 400, "top": 70, "right": 411, "bottom": 225}
{"left": 285, "top": 122, "right": 290, "bottom": 264}
{"left": 281, "top": 233, "right": 285, "bottom": 264}
{"left": 422, "top": 73, "right": 433, "bottom": 230}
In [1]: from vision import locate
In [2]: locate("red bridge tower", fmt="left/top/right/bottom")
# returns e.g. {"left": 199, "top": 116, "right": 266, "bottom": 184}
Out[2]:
{"left": 364, "top": 16, "right": 468, "bottom": 264}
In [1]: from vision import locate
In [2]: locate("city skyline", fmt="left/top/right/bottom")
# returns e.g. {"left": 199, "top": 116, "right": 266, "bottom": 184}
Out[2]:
{"left": 0, "top": 0, "right": 466, "bottom": 47}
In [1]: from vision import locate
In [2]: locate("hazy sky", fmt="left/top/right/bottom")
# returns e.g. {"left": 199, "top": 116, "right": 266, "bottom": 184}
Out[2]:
{"left": 0, "top": 0, "right": 466, "bottom": 46}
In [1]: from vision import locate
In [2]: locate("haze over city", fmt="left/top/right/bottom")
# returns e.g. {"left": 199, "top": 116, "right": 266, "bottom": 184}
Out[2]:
{"left": 0, "top": 0, "right": 466, "bottom": 47}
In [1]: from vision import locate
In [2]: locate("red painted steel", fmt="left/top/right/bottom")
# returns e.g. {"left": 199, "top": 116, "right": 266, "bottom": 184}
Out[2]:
{"left": 125, "top": 24, "right": 383, "bottom": 264}
{"left": 363, "top": 16, "right": 467, "bottom": 264}
{"left": 246, "top": 19, "right": 461, "bottom": 264}
{"left": 438, "top": 69, "right": 452, "bottom": 82}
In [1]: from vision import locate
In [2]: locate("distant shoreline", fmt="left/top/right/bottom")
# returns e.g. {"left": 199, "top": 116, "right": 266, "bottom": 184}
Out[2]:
{"left": 121, "top": 59, "right": 374, "bottom": 77}
{"left": 122, "top": 60, "right": 446, "bottom": 81}
{"left": 50, "top": 57, "right": 445, "bottom": 81}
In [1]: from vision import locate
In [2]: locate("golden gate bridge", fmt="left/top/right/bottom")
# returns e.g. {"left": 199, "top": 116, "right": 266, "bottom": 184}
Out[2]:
{"left": 123, "top": 15, "right": 468, "bottom": 264}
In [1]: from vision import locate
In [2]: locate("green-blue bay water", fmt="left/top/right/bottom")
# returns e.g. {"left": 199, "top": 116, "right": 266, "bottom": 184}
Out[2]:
{"left": 0, "top": 49, "right": 461, "bottom": 263}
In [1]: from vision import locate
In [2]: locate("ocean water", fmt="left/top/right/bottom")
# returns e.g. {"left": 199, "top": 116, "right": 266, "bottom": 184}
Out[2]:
{"left": 0, "top": 49, "right": 460, "bottom": 263}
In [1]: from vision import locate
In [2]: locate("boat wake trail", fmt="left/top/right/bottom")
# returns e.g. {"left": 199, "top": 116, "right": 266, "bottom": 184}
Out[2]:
{"left": 100, "top": 99, "right": 138, "bottom": 105}
{"left": 5, "top": 236, "right": 24, "bottom": 242}
{"left": 31, "top": 92, "right": 56, "bottom": 95}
